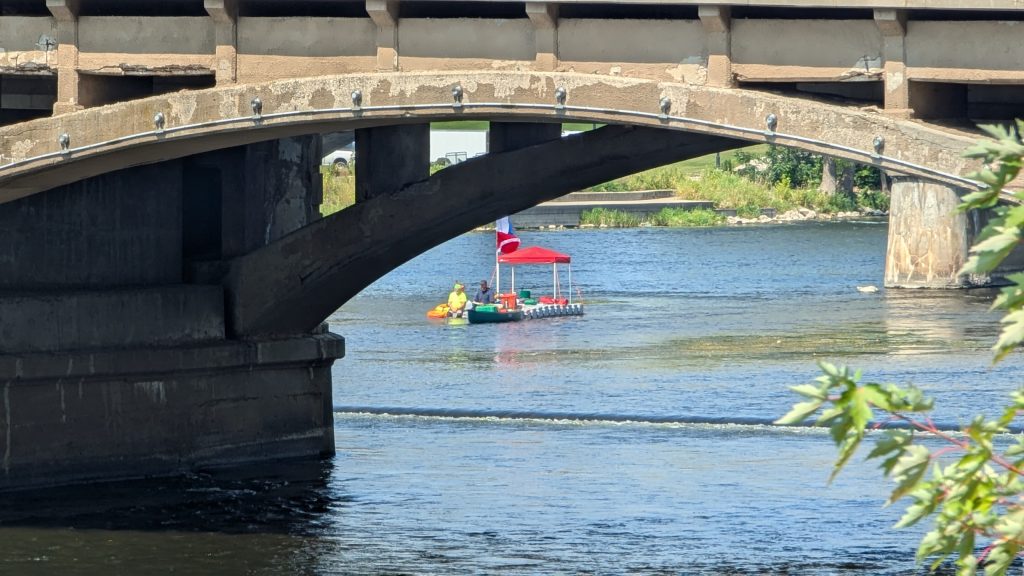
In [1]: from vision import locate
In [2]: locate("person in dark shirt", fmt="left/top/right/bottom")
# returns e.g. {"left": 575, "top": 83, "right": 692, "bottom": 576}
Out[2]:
{"left": 473, "top": 280, "right": 495, "bottom": 305}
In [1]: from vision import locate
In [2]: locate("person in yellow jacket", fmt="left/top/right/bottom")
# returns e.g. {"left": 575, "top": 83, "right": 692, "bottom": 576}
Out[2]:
{"left": 447, "top": 282, "right": 468, "bottom": 317}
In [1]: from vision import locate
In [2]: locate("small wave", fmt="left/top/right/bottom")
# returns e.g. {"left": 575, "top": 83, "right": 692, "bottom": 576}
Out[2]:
{"left": 333, "top": 405, "right": 988, "bottom": 434}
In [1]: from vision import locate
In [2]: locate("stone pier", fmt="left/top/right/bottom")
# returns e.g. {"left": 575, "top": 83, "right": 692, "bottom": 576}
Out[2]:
{"left": 882, "top": 177, "right": 1018, "bottom": 288}
{"left": 0, "top": 135, "right": 342, "bottom": 491}
{"left": 885, "top": 178, "right": 972, "bottom": 288}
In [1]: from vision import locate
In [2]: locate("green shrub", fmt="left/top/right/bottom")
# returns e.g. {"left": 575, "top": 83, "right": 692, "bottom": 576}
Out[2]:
{"left": 581, "top": 207, "right": 725, "bottom": 227}
{"left": 856, "top": 188, "right": 890, "bottom": 211}
{"left": 650, "top": 207, "right": 725, "bottom": 227}
{"left": 321, "top": 170, "right": 355, "bottom": 216}
{"left": 580, "top": 207, "right": 642, "bottom": 227}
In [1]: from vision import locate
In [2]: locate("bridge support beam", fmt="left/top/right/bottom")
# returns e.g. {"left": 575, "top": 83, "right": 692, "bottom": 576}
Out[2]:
{"left": 206, "top": 0, "right": 239, "bottom": 85}
{"left": 0, "top": 334, "right": 340, "bottom": 491}
{"left": 526, "top": 3, "right": 559, "bottom": 71}
{"left": 700, "top": 5, "right": 733, "bottom": 88}
{"left": 367, "top": 0, "right": 400, "bottom": 71}
{"left": 355, "top": 124, "right": 429, "bottom": 202}
{"left": 48, "top": 0, "right": 82, "bottom": 115}
{"left": 489, "top": 121, "right": 561, "bottom": 153}
{"left": 875, "top": 9, "right": 910, "bottom": 119}
{"left": 0, "top": 136, "right": 339, "bottom": 490}
{"left": 884, "top": 178, "right": 980, "bottom": 288}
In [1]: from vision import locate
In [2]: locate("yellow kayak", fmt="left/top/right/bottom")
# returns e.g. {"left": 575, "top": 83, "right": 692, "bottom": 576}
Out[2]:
{"left": 426, "top": 303, "right": 449, "bottom": 318}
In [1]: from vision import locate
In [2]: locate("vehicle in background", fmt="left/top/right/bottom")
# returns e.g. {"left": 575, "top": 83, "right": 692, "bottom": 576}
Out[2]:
{"left": 322, "top": 143, "right": 355, "bottom": 168}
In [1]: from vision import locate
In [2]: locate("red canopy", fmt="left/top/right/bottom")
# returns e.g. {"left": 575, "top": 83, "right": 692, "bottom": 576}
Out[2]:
{"left": 498, "top": 246, "right": 570, "bottom": 264}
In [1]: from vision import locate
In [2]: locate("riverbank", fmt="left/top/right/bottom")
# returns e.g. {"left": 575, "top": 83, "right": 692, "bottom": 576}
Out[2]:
{"left": 557, "top": 207, "right": 887, "bottom": 229}
{"left": 511, "top": 190, "right": 887, "bottom": 229}
{"left": 726, "top": 206, "right": 888, "bottom": 226}
{"left": 320, "top": 161, "right": 890, "bottom": 227}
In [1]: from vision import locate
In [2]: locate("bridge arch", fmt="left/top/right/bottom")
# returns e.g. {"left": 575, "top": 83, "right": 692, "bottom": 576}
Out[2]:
{"left": 0, "top": 71, "right": 982, "bottom": 204}
{"left": 0, "top": 70, "right": 1002, "bottom": 491}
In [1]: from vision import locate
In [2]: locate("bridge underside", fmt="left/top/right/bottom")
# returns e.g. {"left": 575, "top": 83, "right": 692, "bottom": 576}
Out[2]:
{"left": 228, "top": 124, "right": 743, "bottom": 337}
{"left": 0, "top": 122, "right": 747, "bottom": 490}
{"left": 0, "top": 6, "right": 1019, "bottom": 490}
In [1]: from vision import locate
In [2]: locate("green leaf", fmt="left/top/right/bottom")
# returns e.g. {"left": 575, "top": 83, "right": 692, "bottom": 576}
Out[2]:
{"left": 829, "top": 428, "right": 865, "bottom": 483}
{"left": 789, "top": 383, "right": 827, "bottom": 400}
{"left": 847, "top": 387, "right": 876, "bottom": 431}
{"left": 991, "top": 284, "right": 1024, "bottom": 312}
{"left": 983, "top": 542, "right": 1018, "bottom": 576}
{"left": 961, "top": 226, "right": 1021, "bottom": 275}
{"left": 1003, "top": 205, "right": 1024, "bottom": 229}
{"left": 955, "top": 450, "right": 990, "bottom": 477}
{"left": 887, "top": 444, "right": 931, "bottom": 505}
{"left": 894, "top": 497, "right": 938, "bottom": 529}
{"left": 954, "top": 533, "right": 977, "bottom": 576}
{"left": 992, "top": 309, "right": 1024, "bottom": 362}
{"left": 775, "top": 399, "right": 823, "bottom": 425}
{"left": 866, "top": 430, "right": 912, "bottom": 462}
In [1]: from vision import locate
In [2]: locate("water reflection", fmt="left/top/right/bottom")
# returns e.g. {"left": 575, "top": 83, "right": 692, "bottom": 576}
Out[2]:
{"left": 882, "top": 289, "right": 1001, "bottom": 355}
{"left": 0, "top": 460, "right": 343, "bottom": 575}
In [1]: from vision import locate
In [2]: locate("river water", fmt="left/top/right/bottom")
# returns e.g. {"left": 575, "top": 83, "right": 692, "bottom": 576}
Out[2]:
{"left": 2, "top": 222, "right": 1022, "bottom": 575}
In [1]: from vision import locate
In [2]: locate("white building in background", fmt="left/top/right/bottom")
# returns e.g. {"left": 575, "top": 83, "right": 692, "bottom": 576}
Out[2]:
{"left": 322, "top": 127, "right": 583, "bottom": 168}
{"left": 430, "top": 129, "right": 488, "bottom": 165}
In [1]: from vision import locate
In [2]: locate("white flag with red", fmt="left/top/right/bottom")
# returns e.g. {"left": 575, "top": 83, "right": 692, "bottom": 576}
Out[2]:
{"left": 496, "top": 216, "right": 520, "bottom": 254}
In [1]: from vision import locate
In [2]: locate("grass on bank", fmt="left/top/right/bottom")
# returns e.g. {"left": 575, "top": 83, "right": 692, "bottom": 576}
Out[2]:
{"left": 581, "top": 207, "right": 725, "bottom": 228}
{"left": 589, "top": 162, "right": 888, "bottom": 218}
{"left": 321, "top": 166, "right": 355, "bottom": 216}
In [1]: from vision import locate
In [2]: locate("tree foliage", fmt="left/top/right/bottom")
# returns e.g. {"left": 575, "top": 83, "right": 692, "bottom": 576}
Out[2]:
{"left": 778, "top": 120, "right": 1024, "bottom": 576}
{"left": 735, "top": 146, "right": 823, "bottom": 189}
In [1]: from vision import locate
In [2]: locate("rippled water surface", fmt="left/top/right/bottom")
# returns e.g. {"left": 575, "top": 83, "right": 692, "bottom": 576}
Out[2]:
{"left": 3, "top": 222, "right": 1022, "bottom": 575}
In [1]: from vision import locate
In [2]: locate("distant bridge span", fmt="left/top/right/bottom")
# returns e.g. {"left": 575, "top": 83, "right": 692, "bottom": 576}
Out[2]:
{"left": 0, "top": 71, "right": 982, "bottom": 204}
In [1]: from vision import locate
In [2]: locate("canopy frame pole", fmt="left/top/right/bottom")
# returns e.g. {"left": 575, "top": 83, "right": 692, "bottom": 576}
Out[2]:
{"left": 568, "top": 265, "right": 573, "bottom": 305}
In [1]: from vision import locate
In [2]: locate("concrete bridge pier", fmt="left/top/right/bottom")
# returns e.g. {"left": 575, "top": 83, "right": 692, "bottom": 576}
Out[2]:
{"left": 884, "top": 177, "right": 984, "bottom": 288}
{"left": 0, "top": 135, "right": 342, "bottom": 491}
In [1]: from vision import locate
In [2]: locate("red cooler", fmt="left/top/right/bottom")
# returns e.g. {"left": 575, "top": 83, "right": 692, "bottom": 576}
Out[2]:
{"left": 499, "top": 293, "right": 518, "bottom": 309}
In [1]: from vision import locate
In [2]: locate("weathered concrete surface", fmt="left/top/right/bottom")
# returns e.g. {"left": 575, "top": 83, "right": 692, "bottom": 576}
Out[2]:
{"left": 885, "top": 178, "right": 975, "bottom": 288}
{"left": 907, "top": 21, "right": 1024, "bottom": 84}
{"left": 400, "top": 18, "right": 534, "bottom": 69}
{"left": 0, "top": 333, "right": 342, "bottom": 491}
{"left": 488, "top": 121, "right": 561, "bottom": 154}
{"left": 0, "top": 131, "right": 337, "bottom": 491}
{"left": 355, "top": 124, "right": 428, "bottom": 203}
{"left": 0, "top": 286, "right": 224, "bottom": 354}
{"left": 5, "top": 2, "right": 1023, "bottom": 122}
{"left": 180, "top": 135, "right": 323, "bottom": 262}
{"left": 733, "top": 19, "right": 883, "bottom": 82}
{"left": 700, "top": 6, "right": 733, "bottom": 88}
{"left": 78, "top": 17, "right": 215, "bottom": 56}
{"left": 236, "top": 17, "right": 376, "bottom": 83}
{"left": 0, "top": 17, "right": 55, "bottom": 74}
{"left": 229, "top": 135, "right": 324, "bottom": 253}
{"left": 0, "top": 71, "right": 984, "bottom": 204}
{"left": 0, "top": 160, "right": 182, "bottom": 287}
{"left": 557, "top": 19, "right": 706, "bottom": 83}
{"left": 225, "top": 125, "right": 743, "bottom": 337}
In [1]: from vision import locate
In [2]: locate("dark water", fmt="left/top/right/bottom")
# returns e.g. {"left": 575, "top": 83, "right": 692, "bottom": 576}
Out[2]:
{"left": 2, "top": 222, "right": 1021, "bottom": 575}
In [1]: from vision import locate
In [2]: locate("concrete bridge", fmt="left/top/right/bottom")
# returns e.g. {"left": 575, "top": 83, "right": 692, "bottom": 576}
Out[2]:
{"left": 0, "top": 0, "right": 1021, "bottom": 490}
